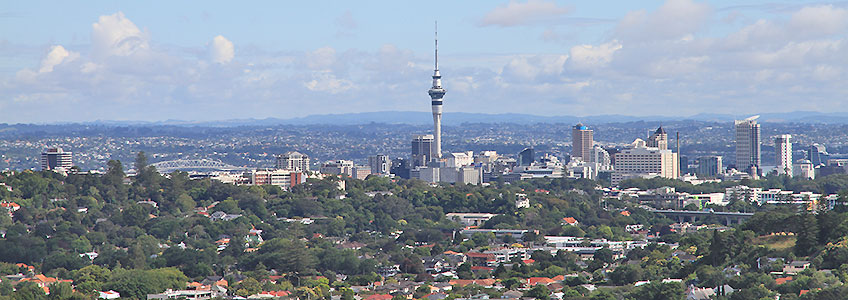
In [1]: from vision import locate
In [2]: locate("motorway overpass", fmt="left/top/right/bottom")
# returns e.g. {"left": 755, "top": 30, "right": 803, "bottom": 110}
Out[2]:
{"left": 650, "top": 209, "right": 754, "bottom": 225}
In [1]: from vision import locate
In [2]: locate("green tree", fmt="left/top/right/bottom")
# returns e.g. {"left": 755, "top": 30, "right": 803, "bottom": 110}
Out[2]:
{"left": 795, "top": 210, "right": 819, "bottom": 256}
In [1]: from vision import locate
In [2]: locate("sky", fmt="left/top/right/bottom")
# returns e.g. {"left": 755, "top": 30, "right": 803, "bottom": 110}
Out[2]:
{"left": 2, "top": 0, "right": 848, "bottom": 123}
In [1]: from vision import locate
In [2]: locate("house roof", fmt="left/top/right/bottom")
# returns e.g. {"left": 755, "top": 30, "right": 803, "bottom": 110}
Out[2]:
{"left": 776, "top": 276, "right": 793, "bottom": 285}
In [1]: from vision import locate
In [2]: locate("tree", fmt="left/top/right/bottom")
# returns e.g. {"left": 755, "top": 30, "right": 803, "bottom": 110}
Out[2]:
{"left": 523, "top": 284, "right": 550, "bottom": 300}
{"left": 103, "top": 268, "right": 187, "bottom": 299}
{"left": 795, "top": 210, "right": 819, "bottom": 256}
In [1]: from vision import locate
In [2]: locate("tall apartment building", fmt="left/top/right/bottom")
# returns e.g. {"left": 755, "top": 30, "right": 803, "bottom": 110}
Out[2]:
{"left": 735, "top": 116, "right": 761, "bottom": 174}
{"left": 572, "top": 123, "right": 593, "bottom": 162}
{"left": 41, "top": 147, "right": 73, "bottom": 171}
{"left": 646, "top": 126, "right": 668, "bottom": 150}
{"left": 612, "top": 141, "right": 678, "bottom": 185}
{"left": 775, "top": 134, "right": 793, "bottom": 176}
{"left": 276, "top": 151, "right": 310, "bottom": 172}
{"left": 411, "top": 134, "right": 435, "bottom": 168}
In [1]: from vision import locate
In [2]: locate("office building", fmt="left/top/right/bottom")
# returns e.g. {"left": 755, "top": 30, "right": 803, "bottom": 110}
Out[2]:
{"left": 41, "top": 147, "right": 73, "bottom": 171}
{"left": 775, "top": 134, "right": 792, "bottom": 176}
{"left": 646, "top": 126, "right": 668, "bottom": 150}
{"left": 352, "top": 165, "right": 371, "bottom": 180}
{"left": 809, "top": 144, "right": 829, "bottom": 166}
{"left": 411, "top": 134, "right": 435, "bottom": 168}
{"left": 735, "top": 116, "right": 761, "bottom": 174}
{"left": 445, "top": 151, "right": 473, "bottom": 168}
{"left": 428, "top": 25, "right": 446, "bottom": 160}
{"left": 696, "top": 156, "right": 723, "bottom": 178}
{"left": 518, "top": 147, "right": 534, "bottom": 166}
{"left": 794, "top": 159, "right": 816, "bottom": 179}
{"left": 247, "top": 169, "right": 305, "bottom": 190}
{"left": 276, "top": 151, "right": 310, "bottom": 172}
{"left": 368, "top": 155, "right": 391, "bottom": 175}
{"left": 572, "top": 123, "right": 594, "bottom": 162}
{"left": 612, "top": 139, "right": 679, "bottom": 185}
{"left": 320, "top": 160, "right": 354, "bottom": 177}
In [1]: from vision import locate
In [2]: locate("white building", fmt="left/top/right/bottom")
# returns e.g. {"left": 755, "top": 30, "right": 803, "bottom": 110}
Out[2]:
{"left": 276, "top": 151, "right": 310, "bottom": 172}
{"left": 446, "top": 213, "right": 498, "bottom": 227}
{"left": 445, "top": 151, "right": 474, "bottom": 167}
{"left": 794, "top": 159, "right": 815, "bottom": 179}
{"left": 515, "top": 193, "right": 530, "bottom": 209}
{"left": 41, "top": 147, "right": 73, "bottom": 171}
{"left": 775, "top": 134, "right": 792, "bottom": 176}
{"left": 612, "top": 139, "right": 679, "bottom": 185}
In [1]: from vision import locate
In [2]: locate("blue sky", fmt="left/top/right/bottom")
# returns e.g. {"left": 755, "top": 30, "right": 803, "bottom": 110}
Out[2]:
{"left": 2, "top": 0, "right": 848, "bottom": 123}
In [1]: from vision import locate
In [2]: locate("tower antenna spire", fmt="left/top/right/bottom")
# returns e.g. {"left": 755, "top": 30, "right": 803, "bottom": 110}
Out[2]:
{"left": 435, "top": 21, "right": 438, "bottom": 70}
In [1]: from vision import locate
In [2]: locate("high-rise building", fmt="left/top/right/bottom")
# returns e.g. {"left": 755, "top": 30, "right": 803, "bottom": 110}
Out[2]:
{"left": 735, "top": 116, "right": 761, "bottom": 174}
{"left": 428, "top": 24, "right": 446, "bottom": 160}
{"left": 696, "top": 156, "right": 723, "bottom": 178}
{"left": 411, "top": 134, "right": 435, "bottom": 168}
{"left": 612, "top": 140, "right": 678, "bottom": 185}
{"left": 368, "top": 155, "right": 391, "bottom": 175}
{"left": 276, "top": 151, "right": 310, "bottom": 172}
{"left": 41, "top": 147, "right": 73, "bottom": 171}
{"left": 518, "top": 147, "right": 534, "bottom": 166}
{"left": 775, "top": 134, "right": 792, "bottom": 176}
{"left": 572, "top": 123, "right": 594, "bottom": 162}
{"left": 646, "top": 126, "right": 668, "bottom": 150}
{"left": 808, "top": 144, "right": 829, "bottom": 166}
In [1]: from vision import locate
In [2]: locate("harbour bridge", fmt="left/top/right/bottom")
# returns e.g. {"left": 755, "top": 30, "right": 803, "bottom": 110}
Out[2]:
{"left": 150, "top": 159, "right": 246, "bottom": 173}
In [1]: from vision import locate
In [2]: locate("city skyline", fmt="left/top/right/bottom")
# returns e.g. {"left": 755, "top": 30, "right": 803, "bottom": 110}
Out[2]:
{"left": 3, "top": 0, "right": 848, "bottom": 123}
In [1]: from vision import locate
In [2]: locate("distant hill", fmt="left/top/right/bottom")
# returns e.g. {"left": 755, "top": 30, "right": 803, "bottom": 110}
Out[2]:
{"left": 43, "top": 111, "right": 848, "bottom": 126}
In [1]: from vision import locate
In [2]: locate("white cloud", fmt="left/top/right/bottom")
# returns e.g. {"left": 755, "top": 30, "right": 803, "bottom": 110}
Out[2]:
{"left": 616, "top": 0, "right": 711, "bottom": 42}
{"left": 209, "top": 35, "right": 235, "bottom": 64}
{"left": 567, "top": 41, "right": 622, "bottom": 70}
{"left": 91, "top": 12, "right": 149, "bottom": 57}
{"left": 480, "top": 0, "right": 572, "bottom": 27}
{"left": 39, "top": 45, "right": 78, "bottom": 73}
{"left": 304, "top": 71, "right": 354, "bottom": 94}
{"left": 789, "top": 5, "right": 848, "bottom": 37}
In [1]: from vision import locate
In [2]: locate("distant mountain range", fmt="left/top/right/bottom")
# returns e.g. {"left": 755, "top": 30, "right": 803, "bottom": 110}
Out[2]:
{"left": 55, "top": 111, "right": 848, "bottom": 126}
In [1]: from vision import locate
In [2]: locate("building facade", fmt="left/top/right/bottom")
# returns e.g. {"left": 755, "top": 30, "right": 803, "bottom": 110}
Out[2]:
{"left": 368, "top": 155, "right": 391, "bottom": 175}
{"left": 572, "top": 123, "right": 594, "bottom": 162}
{"left": 41, "top": 147, "right": 73, "bottom": 171}
{"left": 735, "top": 116, "right": 761, "bottom": 173}
{"left": 275, "top": 151, "right": 310, "bottom": 172}
{"left": 411, "top": 134, "right": 435, "bottom": 168}
{"left": 646, "top": 126, "right": 668, "bottom": 150}
{"left": 612, "top": 141, "right": 679, "bottom": 185}
{"left": 775, "top": 134, "right": 793, "bottom": 176}
{"left": 696, "top": 156, "right": 723, "bottom": 178}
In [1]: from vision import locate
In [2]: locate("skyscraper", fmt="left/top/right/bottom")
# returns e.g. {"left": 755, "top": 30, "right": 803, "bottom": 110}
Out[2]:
{"left": 368, "top": 155, "right": 391, "bottom": 175}
{"left": 428, "top": 24, "right": 446, "bottom": 160}
{"left": 646, "top": 126, "right": 668, "bottom": 150}
{"left": 518, "top": 147, "right": 534, "bottom": 166}
{"left": 411, "top": 134, "right": 435, "bottom": 168}
{"left": 735, "top": 116, "right": 761, "bottom": 174}
{"left": 572, "top": 123, "right": 594, "bottom": 162}
{"left": 775, "top": 134, "right": 792, "bottom": 176}
{"left": 41, "top": 147, "right": 73, "bottom": 171}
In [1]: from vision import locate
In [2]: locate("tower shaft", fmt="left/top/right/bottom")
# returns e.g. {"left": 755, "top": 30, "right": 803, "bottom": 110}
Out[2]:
{"left": 428, "top": 22, "right": 445, "bottom": 159}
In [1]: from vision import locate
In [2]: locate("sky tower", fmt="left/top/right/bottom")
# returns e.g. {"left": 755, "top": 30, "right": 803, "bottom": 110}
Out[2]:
{"left": 428, "top": 22, "right": 446, "bottom": 159}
